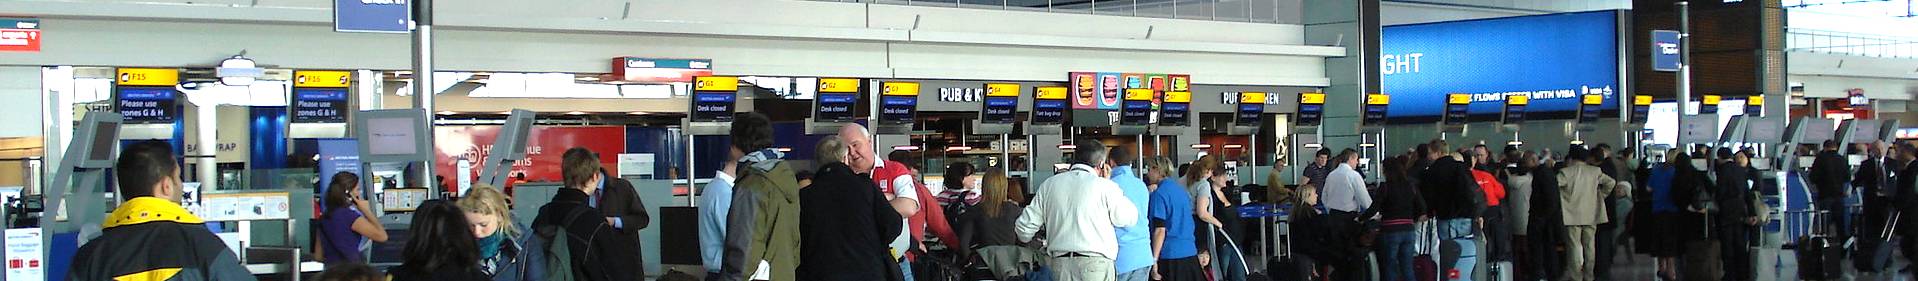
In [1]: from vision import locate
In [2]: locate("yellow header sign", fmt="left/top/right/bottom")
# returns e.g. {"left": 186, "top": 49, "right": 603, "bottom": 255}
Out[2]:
{"left": 1634, "top": 95, "right": 1653, "bottom": 106}
{"left": 1165, "top": 91, "right": 1192, "bottom": 103}
{"left": 1035, "top": 86, "right": 1069, "bottom": 100}
{"left": 1583, "top": 94, "right": 1604, "bottom": 105}
{"left": 293, "top": 70, "right": 352, "bottom": 88}
{"left": 818, "top": 78, "right": 860, "bottom": 93}
{"left": 881, "top": 82, "right": 919, "bottom": 96}
{"left": 1507, "top": 95, "right": 1529, "bottom": 105}
{"left": 1747, "top": 97, "right": 1764, "bottom": 106}
{"left": 1241, "top": 92, "right": 1268, "bottom": 104}
{"left": 985, "top": 83, "right": 1020, "bottom": 97}
{"left": 1124, "top": 89, "right": 1154, "bottom": 101}
{"left": 1702, "top": 94, "right": 1721, "bottom": 105}
{"left": 1366, "top": 94, "right": 1390, "bottom": 105}
{"left": 694, "top": 76, "right": 738, "bottom": 92}
{"left": 1299, "top": 92, "right": 1325, "bottom": 105}
{"left": 116, "top": 68, "right": 179, "bottom": 86}
{"left": 1448, "top": 93, "right": 1472, "bottom": 105}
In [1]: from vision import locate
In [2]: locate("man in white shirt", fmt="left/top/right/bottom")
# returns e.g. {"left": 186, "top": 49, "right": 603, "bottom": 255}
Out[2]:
{"left": 1016, "top": 138, "right": 1140, "bottom": 281}
{"left": 1322, "top": 148, "right": 1373, "bottom": 214}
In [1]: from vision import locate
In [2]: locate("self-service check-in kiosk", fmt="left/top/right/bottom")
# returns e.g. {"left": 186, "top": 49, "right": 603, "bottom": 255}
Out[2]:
{"left": 1779, "top": 116, "right": 1837, "bottom": 243}
{"left": 40, "top": 112, "right": 122, "bottom": 280}
{"left": 349, "top": 108, "right": 435, "bottom": 265}
{"left": 474, "top": 109, "right": 535, "bottom": 190}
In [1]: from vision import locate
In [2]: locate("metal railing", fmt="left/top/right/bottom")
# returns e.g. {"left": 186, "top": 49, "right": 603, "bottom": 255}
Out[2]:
{"left": 1787, "top": 28, "right": 1918, "bottom": 59}
{"left": 812, "top": 0, "right": 1300, "bottom": 24}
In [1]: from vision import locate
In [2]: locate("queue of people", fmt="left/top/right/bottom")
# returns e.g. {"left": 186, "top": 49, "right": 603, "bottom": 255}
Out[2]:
{"left": 69, "top": 120, "right": 1859, "bottom": 281}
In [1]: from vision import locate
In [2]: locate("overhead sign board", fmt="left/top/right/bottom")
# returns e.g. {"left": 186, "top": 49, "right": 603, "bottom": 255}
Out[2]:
{"left": 116, "top": 68, "right": 180, "bottom": 124}
{"left": 1161, "top": 91, "right": 1191, "bottom": 127}
{"left": 1120, "top": 88, "right": 1155, "bottom": 126}
{"left": 1504, "top": 94, "right": 1528, "bottom": 125}
{"left": 1630, "top": 95, "right": 1652, "bottom": 124}
{"left": 611, "top": 57, "right": 713, "bottom": 83}
{"left": 334, "top": 0, "right": 411, "bottom": 33}
{"left": 1069, "top": 72, "right": 1187, "bottom": 110}
{"left": 980, "top": 83, "right": 1020, "bottom": 124}
{"left": 1652, "top": 30, "right": 1682, "bottom": 72}
{"left": 1700, "top": 94, "right": 1721, "bottom": 115}
{"left": 0, "top": 18, "right": 42, "bottom": 52}
{"left": 1443, "top": 93, "right": 1471, "bottom": 126}
{"left": 1031, "top": 86, "right": 1069, "bottom": 125}
{"left": 814, "top": 78, "right": 861, "bottom": 123}
{"left": 1578, "top": 93, "right": 1604, "bottom": 124}
{"left": 689, "top": 76, "right": 738, "bottom": 122}
{"left": 880, "top": 82, "right": 920, "bottom": 125}
{"left": 1381, "top": 10, "right": 1620, "bottom": 121}
{"left": 293, "top": 70, "right": 353, "bottom": 123}
{"left": 1362, "top": 93, "right": 1390, "bottom": 126}
{"left": 1745, "top": 96, "right": 1764, "bottom": 116}
{"left": 1294, "top": 92, "right": 1321, "bottom": 126}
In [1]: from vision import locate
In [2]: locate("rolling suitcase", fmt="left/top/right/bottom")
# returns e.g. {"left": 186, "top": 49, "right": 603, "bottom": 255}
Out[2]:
{"left": 1855, "top": 211, "right": 1901, "bottom": 273}
{"left": 1797, "top": 210, "right": 1844, "bottom": 281}
{"left": 1415, "top": 221, "right": 1440, "bottom": 281}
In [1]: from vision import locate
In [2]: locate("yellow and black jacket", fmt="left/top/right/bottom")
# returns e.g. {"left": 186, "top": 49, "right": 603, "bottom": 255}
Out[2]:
{"left": 66, "top": 197, "right": 256, "bottom": 281}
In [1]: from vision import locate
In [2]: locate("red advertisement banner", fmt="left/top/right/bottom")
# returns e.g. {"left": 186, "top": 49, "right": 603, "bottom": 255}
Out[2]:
{"left": 434, "top": 126, "right": 625, "bottom": 187}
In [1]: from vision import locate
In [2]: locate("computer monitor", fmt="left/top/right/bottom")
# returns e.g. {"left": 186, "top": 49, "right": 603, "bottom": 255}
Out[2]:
{"left": 353, "top": 109, "right": 432, "bottom": 163}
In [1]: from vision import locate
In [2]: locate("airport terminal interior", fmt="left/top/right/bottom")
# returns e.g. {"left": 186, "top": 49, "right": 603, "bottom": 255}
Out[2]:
{"left": 1, "top": 0, "right": 1917, "bottom": 280}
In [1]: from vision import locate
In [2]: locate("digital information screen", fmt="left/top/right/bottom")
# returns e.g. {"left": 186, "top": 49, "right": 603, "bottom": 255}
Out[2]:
{"left": 1031, "top": 86, "right": 1068, "bottom": 125}
{"left": 293, "top": 88, "right": 350, "bottom": 123}
{"left": 1120, "top": 89, "right": 1154, "bottom": 126}
{"left": 1293, "top": 92, "right": 1320, "bottom": 126}
{"left": 815, "top": 78, "right": 860, "bottom": 122}
{"left": 1698, "top": 95, "right": 1721, "bottom": 115}
{"left": 1578, "top": 94, "right": 1604, "bottom": 124}
{"left": 1161, "top": 91, "right": 1191, "bottom": 127}
{"left": 880, "top": 82, "right": 919, "bottom": 125}
{"left": 1630, "top": 95, "right": 1651, "bottom": 124}
{"left": 1745, "top": 97, "right": 1764, "bottom": 116}
{"left": 1363, "top": 94, "right": 1390, "bottom": 126}
{"left": 981, "top": 83, "right": 1019, "bottom": 124}
{"left": 117, "top": 86, "right": 178, "bottom": 124}
{"left": 1443, "top": 93, "right": 1470, "bottom": 126}
{"left": 690, "top": 76, "right": 738, "bottom": 122}
{"left": 1503, "top": 95, "right": 1527, "bottom": 125}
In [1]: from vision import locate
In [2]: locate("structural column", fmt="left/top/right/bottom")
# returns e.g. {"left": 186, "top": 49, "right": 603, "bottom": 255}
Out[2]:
{"left": 1301, "top": 0, "right": 1381, "bottom": 163}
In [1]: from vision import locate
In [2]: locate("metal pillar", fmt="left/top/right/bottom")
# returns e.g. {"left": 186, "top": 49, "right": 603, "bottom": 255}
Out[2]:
{"left": 412, "top": 0, "right": 436, "bottom": 197}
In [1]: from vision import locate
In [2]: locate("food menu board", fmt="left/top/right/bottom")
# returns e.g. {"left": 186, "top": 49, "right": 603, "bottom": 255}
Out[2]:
{"left": 1294, "top": 92, "right": 1321, "bottom": 126}
{"left": 1504, "top": 94, "right": 1528, "bottom": 125}
{"left": 981, "top": 83, "right": 1019, "bottom": 124}
{"left": 814, "top": 78, "right": 861, "bottom": 123}
{"left": 1161, "top": 91, "right": 1191, "bottom": 127}
{"left": 1031, "top": 86, "right": 1069, "bottom": 125}
{"left": 1120, "top": 88, "right": 1155, "bottom": 125}
{"left": 880, "top": 82, "right": 920, "bottom": 125}
{"left": 1579, "top": 94, "right": 1604, "bottom": 124}
{"left": 1363, "top": 93, "right": 1390, "bottom": 126}
{"left": 1070, "top": 72, "right": 1187, "bottom": 110}
{"left": 1443, "top": 93, "right": 1471, "bottom": 126}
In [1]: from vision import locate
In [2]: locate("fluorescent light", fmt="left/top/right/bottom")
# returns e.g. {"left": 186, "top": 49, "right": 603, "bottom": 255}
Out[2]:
{"left": 775, "top": 147, "right": 793, "bottom": 152}
{"left": 1058, "top": 144, "right": 1078, "bottom": 150}
{"left": 496, "top": 111, "right": 514, "bottom": 115}
{"left": 1190, "top": 144, "right": 1214, "bottom": 149}
{"left": 892, "top": 145, "right": 922, "bottom": 151}
{"left": 1508, "top": 141, "right": 1525, "bottom": 146}
{"left": 1358, "top": 143, "right": 1377, "bottom": 148}
{"left": 1223, "top": 144, "right": 1244, "bottom": 149}
{"left": 946, "top": 146, "right": 974, "bottom": 152}
{"left": 565, "top": 111, "right": 587, "bottom": 115}
{"left": 436, "top": 111, "right": 457, "bottom": 115}
{"left": 1570, "top": 140, "right": 1586, "bottom": 145}
{"left": 628, "top": 111, "right": 650, "bottom": 115}
{"left": 1303, "top": 143, "right": 1323, "bottom": 148}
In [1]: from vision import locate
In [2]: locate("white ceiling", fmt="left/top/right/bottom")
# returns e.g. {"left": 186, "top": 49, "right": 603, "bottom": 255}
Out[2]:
{"left": 1380, "top": 0, "right": 1630, "bottom": 25}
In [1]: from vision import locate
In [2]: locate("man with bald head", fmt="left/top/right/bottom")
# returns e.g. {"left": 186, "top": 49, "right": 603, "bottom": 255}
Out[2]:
{"left": 841, "top": 123, "right": 957, "bottom": 280}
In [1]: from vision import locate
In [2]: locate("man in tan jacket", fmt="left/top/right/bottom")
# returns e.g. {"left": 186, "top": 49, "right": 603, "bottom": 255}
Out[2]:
{"left": 1558, "top": 146, "right": 1616, "bottom": 281}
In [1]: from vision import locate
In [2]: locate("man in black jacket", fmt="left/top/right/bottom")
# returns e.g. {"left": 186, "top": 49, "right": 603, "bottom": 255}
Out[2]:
{"left": 1418, "top": 140, "right": 1484, "bottom": 277}
{"left": 68, "top": 141, "right": 255, "bottom": 281}
{"left": 1716, "top": 149, "right": 1760, "bottom": 281}
{"left": 798, "top": 137, "right": 906, "bottom": 280}
{"left": 596, "top": 168, "right": 650, "bottom": 277}
{"left": 1810, "top": 140, "right": 1852, "bottom": 243}
{"left": 532, "top": 148, "right": 640, "bottom": 281}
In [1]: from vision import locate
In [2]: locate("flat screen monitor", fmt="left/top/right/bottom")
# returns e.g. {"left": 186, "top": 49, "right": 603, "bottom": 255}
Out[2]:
{"left": 366, "top": 117, "right": 419, "bottom": 156}
{"left": 89, "top": 121, "right": 120, "bottom": 162}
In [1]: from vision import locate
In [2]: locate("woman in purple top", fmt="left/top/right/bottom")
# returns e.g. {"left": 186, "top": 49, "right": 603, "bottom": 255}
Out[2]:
{"left": 317, "top": 172, "right": 389, "bottom": 264}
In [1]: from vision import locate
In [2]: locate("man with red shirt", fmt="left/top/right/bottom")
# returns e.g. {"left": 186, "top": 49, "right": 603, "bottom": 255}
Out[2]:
{"left": 1468, "top": 149, "right": 1509, "bottom": 280}
{"left": 840, "top": 124, "right": 957, "bottom": 281}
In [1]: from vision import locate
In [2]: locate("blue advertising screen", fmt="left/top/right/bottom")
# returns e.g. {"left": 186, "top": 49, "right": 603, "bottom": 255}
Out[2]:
{"left": 1381, "top": 10, "right": 1621, "bottom": 122}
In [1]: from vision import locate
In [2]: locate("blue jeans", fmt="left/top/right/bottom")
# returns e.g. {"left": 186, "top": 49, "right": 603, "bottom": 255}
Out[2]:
{"left": 901, "top": 260, "right": 916, "bottom": 281}
{"left": 1115, "top": 266, "right": 1150, "bottom": 281}
{"left": 1380, "top": 230, "right": 1419, "bottom": 281}
{"left": 1439, "top": 218, "right": 1478, "bottom": 281}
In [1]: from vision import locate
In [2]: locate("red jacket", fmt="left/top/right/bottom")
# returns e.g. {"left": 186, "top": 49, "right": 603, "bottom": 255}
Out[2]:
{"left": 1472, "top": 169, "right": 1507, "bottom": 207}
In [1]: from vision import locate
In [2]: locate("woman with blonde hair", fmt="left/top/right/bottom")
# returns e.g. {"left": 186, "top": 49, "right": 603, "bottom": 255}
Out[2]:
{"left": 456, "top": 184, "right": 535, "bottom": 281}
{"left": 956, "top": 167, "right": 1042, "bottom": 280}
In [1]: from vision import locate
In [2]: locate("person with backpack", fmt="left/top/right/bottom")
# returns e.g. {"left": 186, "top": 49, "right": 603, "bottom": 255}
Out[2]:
{"left": 457, "top": 184, "right": 536, "bottom": 281}
{"left": 387, "top": 201, "right": 490, "bottom": 281}
{"left": 798, "top": 137, "right": 906, "bottom": 280}
{"left": 530, "top": 147, "right": 639, "bottom": 281}
{"left": 1419, "top": 140, "right": 1485, "bottom": 281}
{"left": 716, "top": 112, "right": 803, "bottom": 281}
